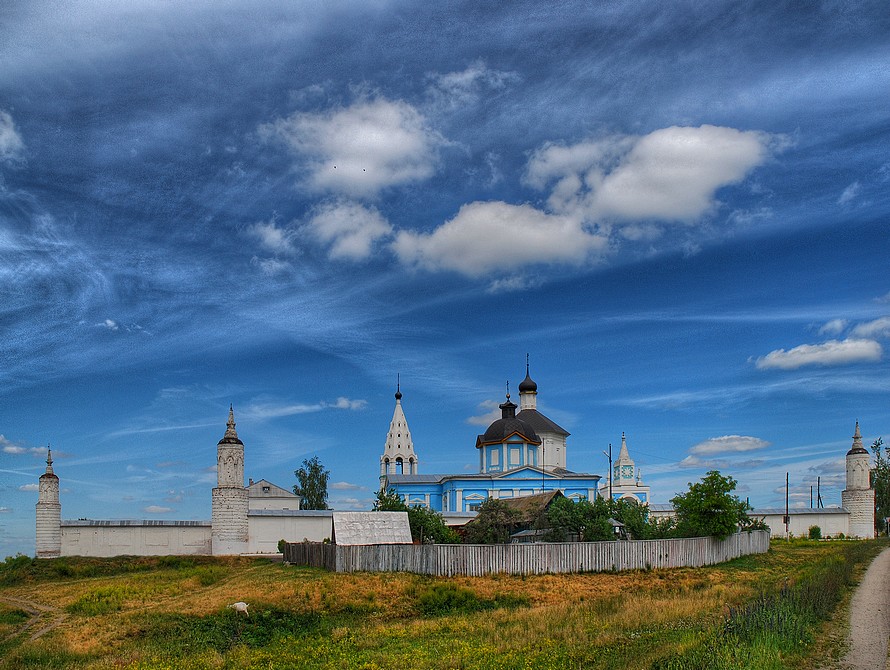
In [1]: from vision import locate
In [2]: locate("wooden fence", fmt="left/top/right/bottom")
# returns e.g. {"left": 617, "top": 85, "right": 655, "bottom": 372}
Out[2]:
{"left": 283, "top": 530, "right": 769, "bottom": 576}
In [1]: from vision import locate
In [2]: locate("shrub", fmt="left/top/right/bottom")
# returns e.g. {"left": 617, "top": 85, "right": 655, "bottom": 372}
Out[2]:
{"left": 808, "top": 525, "right": 822, "bottom": 540}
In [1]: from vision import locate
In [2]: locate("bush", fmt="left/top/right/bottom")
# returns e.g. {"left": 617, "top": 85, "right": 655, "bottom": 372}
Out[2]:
{"left": 414, "top": 582, "right": 529, "bottom": 616}
{"left": 808, "top": 525, "right": 822, "bottom": 540}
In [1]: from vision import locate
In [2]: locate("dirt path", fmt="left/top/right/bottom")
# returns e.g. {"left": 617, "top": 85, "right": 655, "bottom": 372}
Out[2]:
{"left": 0, "top": 594, "right": 67, "bottom": 642}
{"left": 840, "top": 546, "right": 890, "bottom": 670}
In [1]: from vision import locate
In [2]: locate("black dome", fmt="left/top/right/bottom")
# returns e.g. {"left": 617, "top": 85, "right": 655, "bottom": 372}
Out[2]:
{"left": 518, "top": 373, "right": 537, "bottom": 393}
{"left": 481, "top": 417, "right": 540, "bottom": 444}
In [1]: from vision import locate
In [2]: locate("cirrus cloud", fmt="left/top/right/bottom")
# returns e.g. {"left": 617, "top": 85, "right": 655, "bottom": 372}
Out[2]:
{"left": 689, "top": 435, "right": 771, "bottom": 456}
{"left": 755, "top": 338, "right": 882, "bottom": 370}
{"left": 0, "top": 110, "right": 25, "bottom": 163}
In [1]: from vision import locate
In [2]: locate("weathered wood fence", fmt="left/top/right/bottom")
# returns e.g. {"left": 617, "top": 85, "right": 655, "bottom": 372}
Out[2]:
{"left": 283, "top": 530, "right": 769, "bottom": 576}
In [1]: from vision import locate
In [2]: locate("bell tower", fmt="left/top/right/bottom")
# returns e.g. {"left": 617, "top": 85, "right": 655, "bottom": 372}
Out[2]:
{"left": 841, "top": 421, "right": 875, "bottom": 538}
{"left": 211, "top": 406, "right": 249, "bottom": 554}
{"left": 35, "top": 447, "right": 61, "bottom": 558}
{"left": 380, "top": 379, "right": 418, "bottom": 488}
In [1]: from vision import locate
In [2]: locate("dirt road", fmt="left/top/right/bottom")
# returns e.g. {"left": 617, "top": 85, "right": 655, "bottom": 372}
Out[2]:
{"left": 841, "top": 547, "right": 890, "bottom": 670}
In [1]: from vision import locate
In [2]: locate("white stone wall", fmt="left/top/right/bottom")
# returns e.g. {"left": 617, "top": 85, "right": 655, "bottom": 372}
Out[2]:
{"left": 60, "top": 523, "right": 211, "bottom": 557}
{"left": 755, "top": 511, "right": 850, "bottom": 538}
{"left": 842, "top": 489, "right": 876, "bottom": 538}
{"left": 211, "top": 487, "right": 249, "bottom": 554}
{"left": 247, "top": 513, "right": 333, "bottom": 553}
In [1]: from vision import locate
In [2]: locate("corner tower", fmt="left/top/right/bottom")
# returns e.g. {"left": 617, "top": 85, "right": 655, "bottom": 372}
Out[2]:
{"left": 841, "top": 421, "right": 875, "bottom": 538}
{"left": 211, "top": 406, "right": 249, "bottom": 555}
{"left": 380, "top": 381, "right": 417, "bottom": 488}
{"left": 35, "top": 447, "right": 61, "bottom": 558}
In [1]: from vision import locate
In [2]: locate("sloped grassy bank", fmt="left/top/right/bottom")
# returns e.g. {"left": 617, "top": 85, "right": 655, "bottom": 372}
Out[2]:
{"left": 0, "top": 539, "right": 882, "bottom": 670}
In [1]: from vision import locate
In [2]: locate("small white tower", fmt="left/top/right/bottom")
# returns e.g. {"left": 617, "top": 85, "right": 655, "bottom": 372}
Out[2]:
{"left": 599, "top": 433, "right": 651, "bottom": 504}
{"left": 841, "top": 421, "right": 875, "bottom": 538}
{"left": 35, "top": 447, "right": 61, "bottom": 558}
{"left": 211, "top": 406, "right": 249, "bottom": 555}
{"left": 380, "top": 380, "right": 417, "bottom": 488}
{"left": 614, "top": 432, "right": 635, "bottom": 487}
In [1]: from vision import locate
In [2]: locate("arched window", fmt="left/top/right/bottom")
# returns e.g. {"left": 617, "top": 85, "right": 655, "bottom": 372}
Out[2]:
{"left": 395, "top": 457, "right": 403, "bottom": 474}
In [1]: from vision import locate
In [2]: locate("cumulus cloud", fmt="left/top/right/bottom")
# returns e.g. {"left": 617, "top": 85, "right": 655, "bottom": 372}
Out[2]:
{"left": 426, "top": 60, "right": 519, "bottom": 109}
{"left": 851, "top": 316, "right": 890, "bottom": 339}
{"left": 143, "top": 505, "right": 173, "bottom": 514}
{"left": 755, "top": 338, "right": 882, "bottom": 370}
{"left": 689, "top": 435, "right": 771, "bottom": 456}
{"left": 18, "top": 483, "right": 39, "bottom": 492}
{"left": 838, "top": 181, "right": 861, "bottom": 205}
{"left": 818, "top": 319, "right": 848, "bottom": 336}
{"left": 2, "top": 438, "right": 60, "bottom": 458}
{"left": 0, "top": 110, "right": 25, "bottom": 163}
{"left": 304, "top": 200, "right": 392, "bottom": 260}
{"left": 393, "top": 201, "right": 608, "bottom": 277}
{"left": 466, "top": 399, "right": 502, "bottom": 426}
{"left": 679, "top": 455, "right": 764, "bottom": 470}
{"left": 331, "top": 481, "right": 365, "bottom": 491}
{"left": 260, "top": 97, "right": 443, "bottom": 198}
{"left": 0, "top": 507, "right": 12, "bottom": 514}
{"left": 526, "top": 125, "right": 775, "bottom": 223}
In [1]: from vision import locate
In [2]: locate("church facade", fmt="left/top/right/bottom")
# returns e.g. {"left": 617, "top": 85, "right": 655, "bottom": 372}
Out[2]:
{"left": 383, "top": 368, "right": 602, "bottom": 515}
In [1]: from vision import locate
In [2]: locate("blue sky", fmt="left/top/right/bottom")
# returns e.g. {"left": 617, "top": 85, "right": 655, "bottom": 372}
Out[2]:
{"left": 1, "top": 1, "right": 889, "bottom": 557}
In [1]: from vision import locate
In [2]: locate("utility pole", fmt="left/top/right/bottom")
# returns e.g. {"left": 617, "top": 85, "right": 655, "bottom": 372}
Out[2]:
{"left": 817, "top": 477, "right": 823, "bottom": 508}
{"left": 810, "top": 485, "right": 813, "bottom": 508}
{"left": 784, "top": 472, "right": 790, "bottom": 540}
{"left": 602, "top": 443, "right": 613, "bottom": 505}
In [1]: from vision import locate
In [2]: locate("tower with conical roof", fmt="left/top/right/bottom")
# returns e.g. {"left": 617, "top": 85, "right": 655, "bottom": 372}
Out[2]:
{"left": 35, "top": 447, "right": 61, "bottom": 558}
{"left": 515, "top": 361, "right": 569, "bottom": 470}
{"left": 380, "top": 380, "right": 418, "bottom": 488}
{"left": 841, "top": 421, "right": 875, "bottom": 538}
{"left": 599, "top": 433, "right": 650, "bottom": 504}
{"left": 211, "top": 406, "right": 249, "bottom": 555}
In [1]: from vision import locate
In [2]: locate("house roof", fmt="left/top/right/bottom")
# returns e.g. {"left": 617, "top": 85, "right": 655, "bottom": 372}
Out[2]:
{"left": 247, "top": 479, "right": 297, "bottom": 498}
{"left": 494, "top": 490, "right": 564, "bottom": 524}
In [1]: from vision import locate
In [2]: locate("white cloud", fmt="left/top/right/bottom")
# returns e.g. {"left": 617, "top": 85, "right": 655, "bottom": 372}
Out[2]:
{"left": 466, "top": 399, "right": 501, "bottom": 426}
{"left": 678, "top": 455, "right": 764, "bottom": 470}
{"left": 838, "top": 181, "right": 861, "bottom": 205}
{"left": 851, "top": 316, "right": 890, "bottom": 339}
{"left": 246, "top": 397, "right": 366, "bottom": 420}
{"left": 143, "top": 505, "right": 173, "bottom": 514}
{"left": 247, "top": 216, "right": 296, "bottom": 256}
{"left": 250, "top": 256, "right": 291, "bottom": 276}
{"left": 18, "top": 483, "right": 39, "bottom": 492}
{"left": 2, "top": 438, "right": 57, "bottom": 458}
{"left": 877, "top": 291, "right": 890, "bottom": 304}
{"left": 0, "top": 110, "right": 25, "bottom": 163}
{"left": 393, "top": 201, "right": 608, "bottom": 277}
{"left": 485, "top": 275, "right": 542, "bottom": 294}
{"left": 689, "top": 435, "right": 771, "bottom": 456}
{"left": 100, "top": 319, "right": 119, "bottom": 331}
{"left": 331, "top": 481, "right": 365, "bottom": 491}
{"left": 304, "top": 200, "right": 392, "bottom": 260}
{"left": 818, "top": 319, "right": 847, "bottom": 336}
{"left": 260, "top": 97, "right": 443, "bottom": 198}
{"left": 526, "top": 125, "right": 775, "bottom": 223}
{"left": 755, "top": 338, "right": 882, "bottom": 370}
{"left": 0, "top": 507, "right": 12, "bottom": 514}
{"left": 426, "top": 60, "right": 519, "bottom": 109}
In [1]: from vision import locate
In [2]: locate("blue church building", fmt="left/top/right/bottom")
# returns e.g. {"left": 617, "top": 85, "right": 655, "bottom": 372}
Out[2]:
{"left": 381, "top": 367, "right": 603, "bottom": 515}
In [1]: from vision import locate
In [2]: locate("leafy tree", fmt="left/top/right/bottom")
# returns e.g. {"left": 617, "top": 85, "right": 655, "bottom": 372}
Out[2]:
{"left": 293, "top": 456, "right": 329, "bottom": 510}
{"left": 545, "top": 495, "right": 674, "bottom": 542}
{"left": 870, "top": 437, "right": 888, "bottom": 534}
{"left": 463, "top": 498, "right": 521, "bottom": 544}
{"left": 670, "top": 470, "right": 752, "bottom": 540}
{"left": 373, "top": 488, "right": 460, "bottom": 544}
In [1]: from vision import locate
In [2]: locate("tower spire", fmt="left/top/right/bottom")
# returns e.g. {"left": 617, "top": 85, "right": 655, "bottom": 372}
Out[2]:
{"left": 395, "top": 374, "right": 402, "bottom": 401}
{"left": 45, "top": 445, "right": 54, "bottom": 474}
{"left": 225, "top": 405, "right": 238, "bottom": 439}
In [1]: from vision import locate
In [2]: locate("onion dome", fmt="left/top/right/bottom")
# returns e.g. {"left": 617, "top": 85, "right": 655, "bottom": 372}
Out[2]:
{"left": 518, "top": 359, "right": 537, "bottom": 393}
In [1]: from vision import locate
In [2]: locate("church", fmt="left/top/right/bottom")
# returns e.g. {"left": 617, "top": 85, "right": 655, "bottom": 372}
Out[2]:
{"left": 381, "top": 366, "right": 647, "bottom": 519}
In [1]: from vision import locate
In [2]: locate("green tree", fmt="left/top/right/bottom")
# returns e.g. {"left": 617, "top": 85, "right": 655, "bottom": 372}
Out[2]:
{"left": 671, "top": 470, "right": 752, "bottom": 540}
{"left": 293, "top": 456, "right": 329, "bottom": 510}
{"left": 463, "top": 498, "right": 520, "bottom": 544}
{"left": 373, "top": 488, "right": 460, "bottom": 544}
{"left": 870, "top": 437, "right": 888, "bottom": 535}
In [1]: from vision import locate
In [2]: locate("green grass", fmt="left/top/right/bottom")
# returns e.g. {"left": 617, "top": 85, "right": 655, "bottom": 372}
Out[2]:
{"left": 0, "top": 539, "right": 883, "bottom": 669}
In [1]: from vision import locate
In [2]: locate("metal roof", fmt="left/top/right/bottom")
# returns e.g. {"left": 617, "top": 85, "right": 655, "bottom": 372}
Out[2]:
{"left": 61, "top": 519, "right": 211, "bottom": 527}
{"left": 752, "top": 507, "right": 849, "bottom": 515}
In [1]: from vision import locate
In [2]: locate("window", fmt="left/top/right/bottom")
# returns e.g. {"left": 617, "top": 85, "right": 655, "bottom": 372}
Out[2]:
{"left": 262, "top": 486, "right": 270, "bottom": 493}
{"left": 468, "top": 503, "right": 481, "bottom": 512}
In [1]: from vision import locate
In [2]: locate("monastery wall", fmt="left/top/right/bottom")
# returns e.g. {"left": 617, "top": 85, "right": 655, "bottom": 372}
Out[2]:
{"left": 60, "top": 521, "right": 211, "bottom": 557}
{"left": 755, "top": 510, "right": 850, "bottom": 538}
{"left": 247, "top": 511, "right": 333, "bottom": 553}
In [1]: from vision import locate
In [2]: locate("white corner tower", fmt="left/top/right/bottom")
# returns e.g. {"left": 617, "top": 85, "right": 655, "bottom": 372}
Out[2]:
{"left": 599, "top": 433, "right": 651, "bottom": 504}
{"left": 380, "top": 379, "right": 417, "bottom": 488}
{"left": 35, "top": 447, "right": 62, "bottom": 558}
{"left": 211, "top": 406, "right": 249, "bottom": 555}
{"left": 841, "top": 421, "right": 875, "bottom": 539}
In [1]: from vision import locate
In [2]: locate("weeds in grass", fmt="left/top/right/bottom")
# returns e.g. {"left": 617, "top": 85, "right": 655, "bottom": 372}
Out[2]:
{"left": 66, "top": 588, "right": 127, "bottom": 616}
{"left": 412, "top": 582, "right": 529, "bottom": 615}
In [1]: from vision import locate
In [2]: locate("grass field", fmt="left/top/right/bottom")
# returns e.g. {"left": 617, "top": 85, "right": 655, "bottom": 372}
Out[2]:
{"left": 0, "top": 539, "right": 883, "bottom": 669}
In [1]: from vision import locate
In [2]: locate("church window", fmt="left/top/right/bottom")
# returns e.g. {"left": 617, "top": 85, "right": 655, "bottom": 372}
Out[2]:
{"left": 509, "top": 447, "right": 521, "bottom": 467}
{"left": 395, "top": 458, "right": 403, "bottom": 474}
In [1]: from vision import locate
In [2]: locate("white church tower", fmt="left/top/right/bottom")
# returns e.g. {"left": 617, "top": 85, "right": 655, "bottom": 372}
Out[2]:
{"left": 35, "top": 447, "right": 61, "bottom": 558}
{"left": 380, "top": 380, "right": 417, "bottom": 488}
{"left": 600, "top": 433, "right": 651, "bottom": 504}
{"left": 841, "top": 421, "right": 875, "bottom": 539}
{"left": 211, "top": 406, "right": 249, "bottom": 555}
